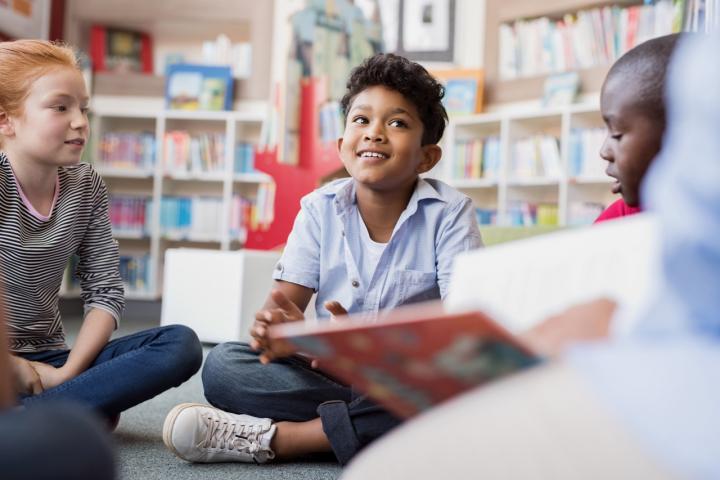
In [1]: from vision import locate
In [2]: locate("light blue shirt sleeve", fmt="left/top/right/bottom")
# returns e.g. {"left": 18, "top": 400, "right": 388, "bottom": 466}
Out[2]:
{"left": 272, "top": 194, "right": 321, "bottom": 291}
{"left": 436, "top": 197, "right": 483, "bottom": 298}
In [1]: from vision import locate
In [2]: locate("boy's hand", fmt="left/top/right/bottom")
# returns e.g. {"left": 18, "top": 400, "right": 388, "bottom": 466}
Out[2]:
{"left": 520, "top": 298, "right": 616, "bottom": 358}
{"left": 251, "top": 289, "right": 305, "bottom": 363}
{"left": 324, "top": 300, "right": 348, "bottom": 321}
{"left": 9, "top": 356, "right": 43, "bottom": 395}
{"left": 29, "top": 361, "right": 72, "bottom": 390}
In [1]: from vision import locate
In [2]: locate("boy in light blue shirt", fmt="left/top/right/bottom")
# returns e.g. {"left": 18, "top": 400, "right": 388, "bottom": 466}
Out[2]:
{"left": 163, "top": 53, "right": 482, "bottom": 466}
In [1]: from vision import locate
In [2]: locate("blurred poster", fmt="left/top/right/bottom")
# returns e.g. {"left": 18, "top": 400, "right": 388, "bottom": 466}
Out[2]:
{"left": 0, "top": 0, "right": 51, "bottom": 39}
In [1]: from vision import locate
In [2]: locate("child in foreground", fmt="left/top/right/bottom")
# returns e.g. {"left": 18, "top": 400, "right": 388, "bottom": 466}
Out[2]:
{"left": 0, "top": 39, "right": 202, "bottom": 425}
{"left": 595, "top": 33, "right": 681, "bottom": 222}
{"left": 163, "top": 53, "right": 483, "bottom": 465}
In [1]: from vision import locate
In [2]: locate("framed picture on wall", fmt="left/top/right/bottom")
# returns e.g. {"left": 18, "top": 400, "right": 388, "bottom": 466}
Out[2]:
{"left": 0, "top": 0, "right": 51, "bottom": 39}
{"left": 391, "top": 0, "right": 456, "bottom": 62}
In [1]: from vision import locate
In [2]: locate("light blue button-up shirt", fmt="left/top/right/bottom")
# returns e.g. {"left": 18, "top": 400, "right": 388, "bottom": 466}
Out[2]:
{"left": 568, "top": 33, "right": 720, "bottom": 480}
{"left": 273, "top": 177, "right": 483, "bottom": 319}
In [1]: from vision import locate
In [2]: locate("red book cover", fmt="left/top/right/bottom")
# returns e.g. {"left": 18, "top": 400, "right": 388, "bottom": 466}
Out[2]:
{"left": 270, "top": 301, "right": 539, "bottom": 418}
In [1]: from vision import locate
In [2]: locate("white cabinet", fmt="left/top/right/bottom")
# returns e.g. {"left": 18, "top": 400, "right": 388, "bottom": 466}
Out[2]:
{"left": 161, "top": 248, "right": 281, "bottom": 343}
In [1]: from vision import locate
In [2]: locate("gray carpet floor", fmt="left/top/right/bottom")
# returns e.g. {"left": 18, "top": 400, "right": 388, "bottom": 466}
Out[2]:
{"left": 63, "top": 301, "right": 342, "bottom": 480}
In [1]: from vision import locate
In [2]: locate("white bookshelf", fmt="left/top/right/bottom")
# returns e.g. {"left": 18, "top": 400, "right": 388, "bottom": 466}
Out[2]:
{"left": 442, "top": 102, "right": 617, "bottom": 227}
{"left": 61, "top": 103, "right": 273, "bottom": 300}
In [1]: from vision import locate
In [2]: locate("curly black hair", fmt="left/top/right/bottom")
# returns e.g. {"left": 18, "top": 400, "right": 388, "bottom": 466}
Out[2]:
{"left": 340, "top": 53, "right": 448, "bottom": 145}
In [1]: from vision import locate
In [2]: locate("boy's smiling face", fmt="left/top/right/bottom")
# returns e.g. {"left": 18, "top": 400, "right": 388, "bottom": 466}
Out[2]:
{"left": 600, "top": 74, "right": 664, "bottom": 207}
{"left": 338, "top": 85, "right": 440, "bottom": 193}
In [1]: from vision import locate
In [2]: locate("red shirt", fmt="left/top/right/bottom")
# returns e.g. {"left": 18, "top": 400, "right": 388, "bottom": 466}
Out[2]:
{"left": 594, "top": 198, "right": 642, "bottom": 224}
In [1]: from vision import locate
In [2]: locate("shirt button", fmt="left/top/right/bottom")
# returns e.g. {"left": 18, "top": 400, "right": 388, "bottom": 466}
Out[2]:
{"left": 275, "top": 263, "right": 283, "bottom": 271}
{"left": 351, "top": 279, "right": 360, "bottom": 288}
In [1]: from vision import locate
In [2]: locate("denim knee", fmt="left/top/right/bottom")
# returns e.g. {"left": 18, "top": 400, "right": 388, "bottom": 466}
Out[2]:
{"left": 202, "top": 342, "right": 255, "bottom": 404}
{"left": 162, "top": 324, "right": 203, "bottom": 381}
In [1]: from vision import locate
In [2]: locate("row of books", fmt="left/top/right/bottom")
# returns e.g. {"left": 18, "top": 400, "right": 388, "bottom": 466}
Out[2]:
{"left": 499, "top": 1, "right": 678, "bottom": 79}
{"left": 453, "top": 137, "right": 501, "bottom": 179}
{"left": 476, "top": 208, "right": 498, "bottom": 226}
{"left": 680, "top": 0, "right": 720, "bottom": 33}
{"left": 510, "top": 135, "right": 561, "bottom": 179}
{"left": 164, "top": 131, "right": 226, "bottom": 174}
{"left": 109, "top": 196, "right": 150, "bottom": 237}
{"left": 234, "top": 142, "right": 256, "bottom": 173}
{"left": 568, "top": 128, "right": 607, "bottom": 178}
{"left": 66, "top": 253, "right": 152, "bottom": 294}
{"left": 98, "top": 132, "right": 155, "bottom": 170}
{"left": 159, "top": 193, "right": 271, "bottom": 241}
{"left": 118, "top": 254, "right": 152, "bottom": 293}
{"left": 507, "top": 202, "right": 559, "bottom": 227}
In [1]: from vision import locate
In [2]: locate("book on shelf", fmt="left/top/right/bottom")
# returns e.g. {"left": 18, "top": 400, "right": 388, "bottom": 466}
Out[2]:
{"left": 66, "top": 253, "right": 151, "bottom": 294}
{"left": 510, "top": 135, "right": 561, "bottom": 180}
{"left": 98, "top": 132, "right": 155, "bottom": 171}
{"left": 507, "top": 202, "right": 559, "bottom": 227}
{"left": 163, "top": 131, "right": 226, "bottom": 175}
{"left": 165, "top": 64, "right": 234, "bottom": 111}
{"left": 475, "top": 207, "right": 498, "bottom": 226}
{"left": 109, "top": 196, "right": 151, "bottom": 237}
{"left": 453, "top": 136, "right": 501, "bottom": 180}
{"left": 569, "top": 128, "right": 607, "bottom": 178}
{"left": 270, "top": 301, "right": 539, "bottom": 418}
{"left": 89, "top": 25, "right": 153, "bottom": 74}
{"left": 234, "top": 143, "right": 256, "bottom": 174}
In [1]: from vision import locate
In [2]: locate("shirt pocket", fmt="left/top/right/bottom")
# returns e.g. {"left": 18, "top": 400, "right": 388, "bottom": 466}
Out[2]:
{"left": 396, "top": 269, "right": 440, "bottom": 306}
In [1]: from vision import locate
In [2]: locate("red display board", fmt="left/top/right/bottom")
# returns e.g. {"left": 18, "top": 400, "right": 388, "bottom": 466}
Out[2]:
{"left": 246, "top": 77, "right": 343, "bottom": 250}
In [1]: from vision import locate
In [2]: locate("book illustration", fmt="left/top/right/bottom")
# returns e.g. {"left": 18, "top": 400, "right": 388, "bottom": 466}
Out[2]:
{"left": 443, "top": 78, "right": 478, "bottom": 115}
{"left": 272, "top": 303, "right": 539, "bottom": 418}
{"left": 167, "top": 71, "right": 203, "bottom": 110}
{"left": 165, "top": 64, "right": 233, "bottom": 111}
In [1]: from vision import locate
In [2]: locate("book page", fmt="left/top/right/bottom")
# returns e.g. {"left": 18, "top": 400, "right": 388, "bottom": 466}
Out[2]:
{"left": 446, "top": 214, "right": 660, "bottom": 334}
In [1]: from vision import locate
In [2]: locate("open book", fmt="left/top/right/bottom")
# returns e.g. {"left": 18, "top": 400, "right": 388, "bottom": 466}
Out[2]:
{"left": 270, "top": 214, "right": 659, "bottom": 418}
{"left": 269, "top": 302, "right": 539, "bottom": 418}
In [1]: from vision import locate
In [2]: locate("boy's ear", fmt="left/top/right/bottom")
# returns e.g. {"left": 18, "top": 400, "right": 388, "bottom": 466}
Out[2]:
{"left": 0, "top": 111, "right": 14, "bottom": 138}
{"left": 337, "top": 137, "right": 344, "bottom": 153}
{"left": 416, "top": 144, "right": 442, "bottom": 174}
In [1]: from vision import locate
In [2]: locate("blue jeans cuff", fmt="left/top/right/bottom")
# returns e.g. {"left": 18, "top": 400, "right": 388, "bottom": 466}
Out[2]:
{"left": 317, "top": 400, "right": 361, "bottom": 465}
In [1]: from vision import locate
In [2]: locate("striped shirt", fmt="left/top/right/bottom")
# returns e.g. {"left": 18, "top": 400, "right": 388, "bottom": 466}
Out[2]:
{"left": 0, "top": 153, "right": 124, "bottom": 353}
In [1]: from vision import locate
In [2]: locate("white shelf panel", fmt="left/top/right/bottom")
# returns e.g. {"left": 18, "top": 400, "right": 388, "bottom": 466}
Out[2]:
{"left": 113, "top": 231, "right": 150, "bottom": 240}
{"left": 164, "top": 171, "right": 226, "bottom": 182}
{"left": 232, "top": 172, "right": 272, "bottom": 183}
{"left": 448, "top": 178, "right": 499, "bottom": 189}
{"left": 161, "top": 233, "right": 223, "bottom": 243}
{"left": 506, "top": 178, "right": 561, "bottom": 187}
{"left": 95, "top": 167, "right": 155, "bottom": 178}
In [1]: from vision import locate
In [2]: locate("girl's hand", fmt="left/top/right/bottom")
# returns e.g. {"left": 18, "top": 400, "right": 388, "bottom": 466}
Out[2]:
{"left": 9, "top": 356, "right": 43, "bottom": 395}
{"left": 28, "top": 361, "right": 72, "bottom": 390}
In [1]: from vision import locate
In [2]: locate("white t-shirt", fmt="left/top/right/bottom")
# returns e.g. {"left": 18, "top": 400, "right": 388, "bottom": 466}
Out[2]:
{"left": 357, "top": 211, "right": 387, "bottom": 289}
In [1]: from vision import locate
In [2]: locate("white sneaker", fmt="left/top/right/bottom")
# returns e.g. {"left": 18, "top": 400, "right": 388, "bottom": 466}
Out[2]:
{"left": 163, "top": 403, "right": 277, "bottom": 463}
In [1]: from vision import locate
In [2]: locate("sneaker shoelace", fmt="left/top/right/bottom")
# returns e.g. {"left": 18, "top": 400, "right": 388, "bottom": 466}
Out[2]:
{"left": 201, "top": 413, "right": 268, "bottom": 457}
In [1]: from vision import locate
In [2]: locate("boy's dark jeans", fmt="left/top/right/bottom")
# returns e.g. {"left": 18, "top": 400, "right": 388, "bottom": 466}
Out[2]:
{"left": 202, "top": 342, "right": 402, "bottom": 465}
{"left": 19, "top": 325, "right": 202, "bottom": 419}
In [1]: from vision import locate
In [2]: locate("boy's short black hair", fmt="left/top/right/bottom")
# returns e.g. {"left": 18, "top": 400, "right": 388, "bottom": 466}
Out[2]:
{"left": 340, "top": 53, "right": 448, "bottom": 145}
{"left": 606, "top": 33, "right": 682, "bottom": 125}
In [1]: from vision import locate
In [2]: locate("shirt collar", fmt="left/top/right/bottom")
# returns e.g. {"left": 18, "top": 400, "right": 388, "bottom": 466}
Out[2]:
{"left": 323, "top": 177, "right": 445, "bottom": 216}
